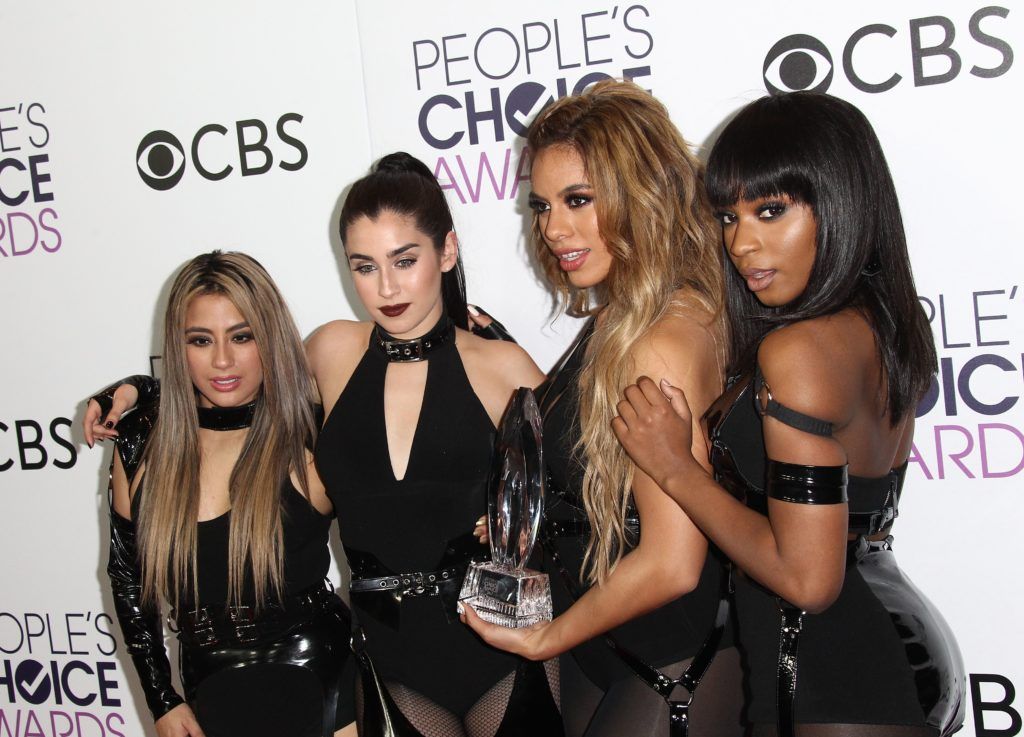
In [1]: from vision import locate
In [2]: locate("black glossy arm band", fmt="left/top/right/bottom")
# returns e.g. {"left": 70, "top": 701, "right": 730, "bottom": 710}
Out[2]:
{"left": 766, "top": 461, "right": 848, "bottom": 505}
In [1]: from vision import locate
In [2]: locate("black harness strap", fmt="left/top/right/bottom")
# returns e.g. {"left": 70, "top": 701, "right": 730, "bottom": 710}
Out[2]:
{"left": 776, "top": 603, "right": 806, "bottom": 737}
{"left": 753, "top": 368, "right": 834, "bottom": 437}
{"left": 540, "top": 528, "right": 731, "bottom": 737}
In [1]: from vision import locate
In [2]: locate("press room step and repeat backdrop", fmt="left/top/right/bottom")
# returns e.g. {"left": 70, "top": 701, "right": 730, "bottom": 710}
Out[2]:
{"left": 1, "top": 2, "right": 1020, "bottom": 735}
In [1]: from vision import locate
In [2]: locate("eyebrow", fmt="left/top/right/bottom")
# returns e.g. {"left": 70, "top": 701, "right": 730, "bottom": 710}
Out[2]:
{"left": 348, "top": 243, "right": 421, "bottom": 261}
{"left": 529, "top": 183, "right": 591, "bottom": 201}
{"left": 185, "top": 321, "right": 249, "bottom": 334}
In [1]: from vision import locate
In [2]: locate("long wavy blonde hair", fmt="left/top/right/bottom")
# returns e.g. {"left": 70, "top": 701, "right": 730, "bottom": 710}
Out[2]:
{"left": 137, "top": 251, "right": 318, "bottom": 611}
{"left": 528, "top": 80, "right": 724, "bottom": 585}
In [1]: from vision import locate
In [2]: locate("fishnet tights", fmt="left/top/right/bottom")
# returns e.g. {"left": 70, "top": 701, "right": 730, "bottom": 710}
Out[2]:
{"left": 356, "top": 660, "right": 560, "bottom": 737}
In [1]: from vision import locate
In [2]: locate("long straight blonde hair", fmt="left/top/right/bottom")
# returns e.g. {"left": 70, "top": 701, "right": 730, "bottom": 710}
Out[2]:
{"left": 137, "top": 251, "right": 318, "bottom": 611}
{"left": 528, "top": 80, "right": 725, "bottom": 585}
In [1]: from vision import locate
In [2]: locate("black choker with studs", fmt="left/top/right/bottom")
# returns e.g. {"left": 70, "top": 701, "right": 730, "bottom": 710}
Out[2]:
{"left": 373, "top": 314, "right": 455, "bottom": 363}
{"left": 197, "top": 400, "right": 257, "bottom": 431}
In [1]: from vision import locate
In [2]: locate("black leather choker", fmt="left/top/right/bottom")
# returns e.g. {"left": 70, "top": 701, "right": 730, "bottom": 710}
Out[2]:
{"left": 373, "top": 314, "right": 455, "bottom": 362}
{"left": 197, "top": 401, "right": 257, "bottom": 431}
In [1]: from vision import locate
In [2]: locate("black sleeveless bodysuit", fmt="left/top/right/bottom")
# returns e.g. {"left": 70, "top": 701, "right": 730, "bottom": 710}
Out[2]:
{"left": 148, "top": 483, "right": 332, "bottom": 612}
{"left": 538, "top": 320, "right": 730, "bottom": 689}
{"left": 111, "top": 403, "right": 353, "bottom": 737}
{"left": 705, "top": 370, "right": 966, "bottom": 732}
{"left": 316, "top": 328, "right": 522, "bottom": 716}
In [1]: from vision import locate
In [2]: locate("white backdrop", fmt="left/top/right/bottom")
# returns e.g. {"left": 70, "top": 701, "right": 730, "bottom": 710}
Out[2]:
{"left": 0, "top": 2, "right": 1020, "bottom": 735}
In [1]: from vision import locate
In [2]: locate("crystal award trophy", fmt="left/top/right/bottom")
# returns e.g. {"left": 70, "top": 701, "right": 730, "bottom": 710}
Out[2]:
{"left": 459, "top": 387, "right": 552, "bottom": 628}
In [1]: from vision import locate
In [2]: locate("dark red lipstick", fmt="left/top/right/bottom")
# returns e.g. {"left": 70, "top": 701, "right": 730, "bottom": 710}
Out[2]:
{"left": 380, "top": 303, "right": 410, "bottom": 317}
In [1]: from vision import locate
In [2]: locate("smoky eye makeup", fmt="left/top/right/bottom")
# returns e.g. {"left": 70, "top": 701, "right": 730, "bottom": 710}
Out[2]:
{"left": 527, "top": 195, "right": 549, "bottom": 213}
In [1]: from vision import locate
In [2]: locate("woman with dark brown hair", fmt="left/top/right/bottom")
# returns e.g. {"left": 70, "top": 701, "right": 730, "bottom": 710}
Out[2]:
{"left": 308, "top": 151, "right": 563, "bottom": 737}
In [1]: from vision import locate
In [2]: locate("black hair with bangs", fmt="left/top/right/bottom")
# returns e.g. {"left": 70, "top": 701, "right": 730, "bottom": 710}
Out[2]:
{"left": 707, "top": 92, "right": 936, "bottom": 422}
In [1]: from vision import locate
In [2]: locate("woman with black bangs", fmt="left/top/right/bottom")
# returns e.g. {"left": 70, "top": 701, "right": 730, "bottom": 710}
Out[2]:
{"left": 612, "top": 92, "right": 966, "bottom": 736}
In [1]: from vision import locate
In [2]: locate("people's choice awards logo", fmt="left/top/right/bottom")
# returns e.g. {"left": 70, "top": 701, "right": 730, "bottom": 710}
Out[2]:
{"left": 0, "top": 102, "right": 63, "bottom": 259}
{"left": 410, "top": 5, "right": 655, "bottom": 205}
{"left": 0, "top": 610, "right": 128, "bottom": 735}
{"left": 136, "top": 113, "right": 308, "bottom": 191}
{"left": 913, "top": 285, "right": 1024, "bottom": 481}
{"left": 762, "top": 6, "right": 1012, "bottom": 95}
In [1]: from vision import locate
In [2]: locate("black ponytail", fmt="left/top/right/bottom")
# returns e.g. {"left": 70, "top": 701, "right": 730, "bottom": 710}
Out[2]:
{"left": 340, "top": 152, "right": 468, "bottom": 328}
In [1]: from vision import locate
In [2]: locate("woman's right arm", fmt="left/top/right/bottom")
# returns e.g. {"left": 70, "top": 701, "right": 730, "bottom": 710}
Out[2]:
{"left": 84, "top": 375, "right": 160, "bottom": 446}
{"left": 613, "top": 324, "right": 852, "bottom": 613}
{"left": 107, "top": 453, "right": 202, "bottom": 734}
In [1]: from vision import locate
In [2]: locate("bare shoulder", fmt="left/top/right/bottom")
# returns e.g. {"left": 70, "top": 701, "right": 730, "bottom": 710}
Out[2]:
{"left": 457, "top": 329, "right": 545, "bottom": 389}
{"left": 633, "top": 294, "right": 722, "bottom": 380}
{"left": 758, "top": 311, "right": 874, "bottom": 427}
{"left": 306, "top": 320, "right": 371, "bottom": 367}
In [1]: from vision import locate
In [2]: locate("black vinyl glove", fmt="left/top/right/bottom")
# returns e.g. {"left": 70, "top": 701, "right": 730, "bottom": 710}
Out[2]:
{"left": 90, "top": 375, "right": 160, "bottom": 421}
{"left": 107, "top": 500, "right": 183, "bottom": 719}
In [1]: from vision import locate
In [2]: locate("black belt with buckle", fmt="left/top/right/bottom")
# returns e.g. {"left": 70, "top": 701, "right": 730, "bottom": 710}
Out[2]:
{"left": 169, "top": 578, "right": 338, "bottom": 648}
{"left": 350, "top": 566, "right": 462, "bottom": 597}
{"left": 345, "top": 537, "right": 481, "bottom": 629}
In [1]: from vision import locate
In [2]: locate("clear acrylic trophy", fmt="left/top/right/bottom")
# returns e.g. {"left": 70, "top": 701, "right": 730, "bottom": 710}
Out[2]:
{"left": 459, "top": 387, "right": 552, "bottom": 628}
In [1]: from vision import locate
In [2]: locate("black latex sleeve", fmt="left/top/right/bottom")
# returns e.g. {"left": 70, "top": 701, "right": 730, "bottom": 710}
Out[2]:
{"left": 106, "top": 504, "right": 184, "bottom": 720}
{"left": 90, "top": 375, "right": 160, "bottom": 420}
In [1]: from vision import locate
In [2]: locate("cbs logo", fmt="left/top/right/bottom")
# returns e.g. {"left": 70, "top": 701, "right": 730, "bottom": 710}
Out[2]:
{"left": 136, "top": 113, "right": 307, "bottom": 191}
{"left": 763, "top": 6, "right": 1011, "bottom": 95}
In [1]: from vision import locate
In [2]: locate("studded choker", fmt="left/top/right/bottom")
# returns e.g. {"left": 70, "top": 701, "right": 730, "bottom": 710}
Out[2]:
{"left": 197, "top": 400, "right": 257, "bottom": 431}
{"left": 374, "top": 314, "right": 455, "bottom": 362}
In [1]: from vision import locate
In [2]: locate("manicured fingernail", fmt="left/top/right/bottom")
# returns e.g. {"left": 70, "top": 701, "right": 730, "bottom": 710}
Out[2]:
{"left": 105, "top": 421, "right": 114, "bottom": 428}
{"left": 467, "top": 304, "right": 480, "bottom": 316}
{"left": 661, "top": 379, "right": 674, "bottom": 388}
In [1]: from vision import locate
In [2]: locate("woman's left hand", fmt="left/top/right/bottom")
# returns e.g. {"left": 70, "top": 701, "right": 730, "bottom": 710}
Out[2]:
{"left": 473, "top": 515, "right": 489, "bottom": 545}
{"left": 459, "top": 602, "right": 551, "bottom": 660}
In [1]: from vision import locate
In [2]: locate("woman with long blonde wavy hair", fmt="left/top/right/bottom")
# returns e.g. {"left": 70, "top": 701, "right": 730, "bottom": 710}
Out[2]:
{"left": 88, "top": 251, "right": 355, "bottom": 737}
{"left": 462, "top": 79, "right": 743, "bottom": 737}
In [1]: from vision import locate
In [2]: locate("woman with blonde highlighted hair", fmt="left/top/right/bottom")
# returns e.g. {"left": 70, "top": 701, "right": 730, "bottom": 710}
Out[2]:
{"left": 90, "top": 251, "right": 355, "bottom": 737}
{"left": 462, "top": 79, "right": 742, "bottom": 737}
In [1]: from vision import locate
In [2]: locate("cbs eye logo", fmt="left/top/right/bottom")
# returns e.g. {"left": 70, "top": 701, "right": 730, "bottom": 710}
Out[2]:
{"left": 135, "top": 114, "right": 307, "bottom": 191}
{"left": 763, "top": 34, "right": 834, "bottom": 94}
{"left": 761, "top": 8, "right": 1013, "bottom": 96}
{"left": 136, "top": 130, "right": 185, "bottom": 191}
